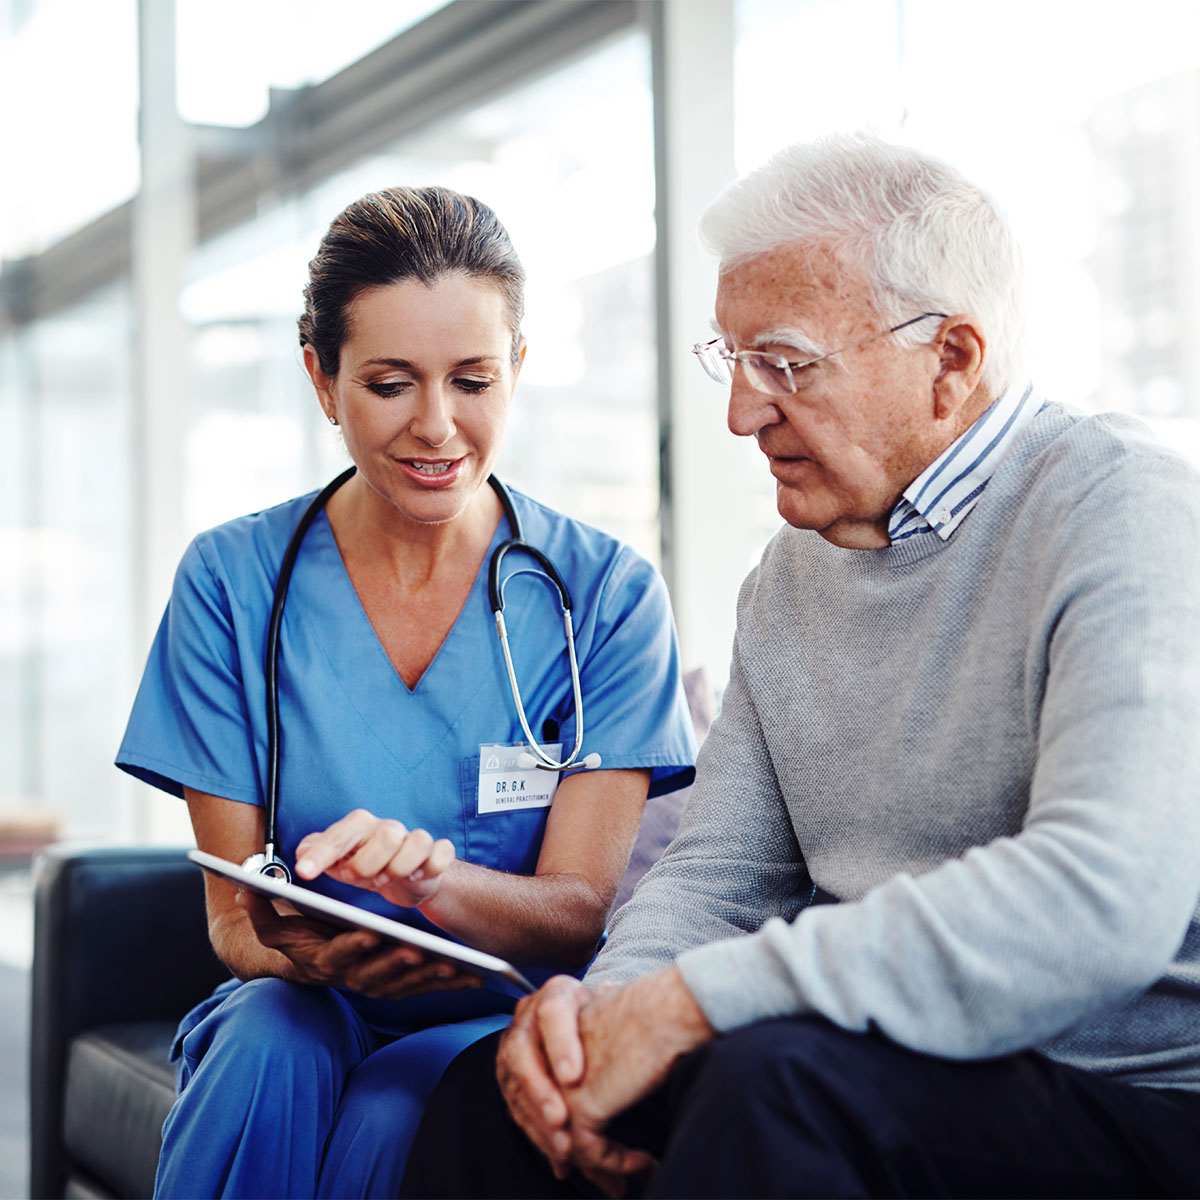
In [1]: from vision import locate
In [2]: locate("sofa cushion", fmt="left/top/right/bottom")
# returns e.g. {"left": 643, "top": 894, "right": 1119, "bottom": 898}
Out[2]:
{"left": 62, "top": 1022, "right": 177, "bottom": 1199}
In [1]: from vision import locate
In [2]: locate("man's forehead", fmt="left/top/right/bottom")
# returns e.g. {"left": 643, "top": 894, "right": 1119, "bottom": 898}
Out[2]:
{"left": 713, "top": 241, "right": 869, "bottom": 338}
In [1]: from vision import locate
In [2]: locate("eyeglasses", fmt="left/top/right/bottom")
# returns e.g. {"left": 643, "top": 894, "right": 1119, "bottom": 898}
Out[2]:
{"left": 691, "top": 312, "right": 948, "bottom": 396}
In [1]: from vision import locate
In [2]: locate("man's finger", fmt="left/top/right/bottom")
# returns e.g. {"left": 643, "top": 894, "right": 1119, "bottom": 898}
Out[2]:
{"left": 499, "top": 1026, "right": 568, "bottom": 1143}
{"left": 572, "top": 1127, "right": 657, "bottom": 1196}
{"left": 534, "top": 977, "right": 589, "bottom": 1086}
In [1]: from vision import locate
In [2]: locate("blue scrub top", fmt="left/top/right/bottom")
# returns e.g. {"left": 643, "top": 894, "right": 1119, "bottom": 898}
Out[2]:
{"left": 117, "top": 483, "right": 696, "bottom": 994}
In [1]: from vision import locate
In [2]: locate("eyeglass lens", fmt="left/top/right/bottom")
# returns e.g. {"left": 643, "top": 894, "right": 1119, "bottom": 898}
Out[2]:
{"left": 742, "top": 353, "right": 793, "bottom": 395}
{"left": 696, "top": 343, "right": 796, "bottom": 395}
{"left": 697, "top": 344, "right": 733, "bottom": 384}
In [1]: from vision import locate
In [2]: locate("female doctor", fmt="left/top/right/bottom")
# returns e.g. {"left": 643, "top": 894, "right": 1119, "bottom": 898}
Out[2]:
{"left": 116, "top": 186, "right": 696, "bottom": 1199}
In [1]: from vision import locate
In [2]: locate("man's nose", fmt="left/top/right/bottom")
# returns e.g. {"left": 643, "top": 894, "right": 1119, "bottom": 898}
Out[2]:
{"left": 726, "top": 371, "right": 779, "bottom": 438}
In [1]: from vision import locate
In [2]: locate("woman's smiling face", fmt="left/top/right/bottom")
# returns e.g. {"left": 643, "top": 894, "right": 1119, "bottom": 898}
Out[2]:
{"left": 305, "top": 273, "right": 522, "bottom": 528}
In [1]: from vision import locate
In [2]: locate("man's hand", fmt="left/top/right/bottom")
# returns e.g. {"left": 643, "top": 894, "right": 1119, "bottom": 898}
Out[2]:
{"left": 560, "top": 968, "right": 715, "bottom": 1196}
{"left": 496, "top": 968, "right": 716, "bottom": 1196}
{"left": 497, "top": 975, "right": 593, "bottom": 1175}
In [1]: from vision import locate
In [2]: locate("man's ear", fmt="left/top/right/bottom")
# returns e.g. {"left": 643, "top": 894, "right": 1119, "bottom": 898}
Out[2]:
{"left": 931, "top": 316, "right": 986, "bottom": 421}
{"left": 303, "top": 344, "right": 337, "bottom": 422}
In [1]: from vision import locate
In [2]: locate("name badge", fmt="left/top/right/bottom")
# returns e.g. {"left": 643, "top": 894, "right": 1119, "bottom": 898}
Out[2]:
{"left": 476, "top": 743, "right": 562, "bottom": 815}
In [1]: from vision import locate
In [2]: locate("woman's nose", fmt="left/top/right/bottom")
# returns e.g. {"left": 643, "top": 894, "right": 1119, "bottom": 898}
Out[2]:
{"left": 411, "top": 385, "right": 456, "bottom": 446}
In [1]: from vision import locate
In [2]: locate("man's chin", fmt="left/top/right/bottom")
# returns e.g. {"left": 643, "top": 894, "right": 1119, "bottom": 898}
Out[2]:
{"left": 775, "top": 486, "right": 825, "bottom": 533}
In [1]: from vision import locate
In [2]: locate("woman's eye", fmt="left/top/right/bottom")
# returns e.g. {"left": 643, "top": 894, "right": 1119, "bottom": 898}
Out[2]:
{"left": 454, "top": 378, "right": 493, "bottom": 394}
{"left": 367, "top": 380, "right": 411, "bottom": 397}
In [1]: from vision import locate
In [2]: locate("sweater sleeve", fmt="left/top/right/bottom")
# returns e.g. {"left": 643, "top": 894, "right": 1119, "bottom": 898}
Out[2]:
{"left": 586, "top": 615, "right": 816, "bottom": 989}
{"left": 674, "top": 439, "right": 1200, "bottom": 1059}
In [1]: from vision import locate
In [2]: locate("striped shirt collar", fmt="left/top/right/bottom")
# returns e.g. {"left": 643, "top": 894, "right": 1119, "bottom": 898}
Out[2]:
{"left": 888, "top": 382, "right": 1040, "bottom": 544}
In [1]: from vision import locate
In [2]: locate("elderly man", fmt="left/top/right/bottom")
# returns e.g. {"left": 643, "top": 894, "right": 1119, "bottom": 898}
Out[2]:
{"left": 401, "top": 134, "right": 1200, "bottom": 1198}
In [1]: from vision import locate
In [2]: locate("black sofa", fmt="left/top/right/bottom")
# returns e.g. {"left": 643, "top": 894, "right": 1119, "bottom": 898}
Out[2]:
{"left": 29, "top": 845, "right": 229, "bottom": 1199}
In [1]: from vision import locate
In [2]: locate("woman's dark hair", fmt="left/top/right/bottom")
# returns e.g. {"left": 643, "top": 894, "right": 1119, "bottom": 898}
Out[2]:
{"left": 298, "top": 186, "right": 526, "bottom": 375}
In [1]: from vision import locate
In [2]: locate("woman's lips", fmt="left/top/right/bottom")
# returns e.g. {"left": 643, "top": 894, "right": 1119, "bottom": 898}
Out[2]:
{"left": 396, "top": 457, "right": 464, "bottom": 488}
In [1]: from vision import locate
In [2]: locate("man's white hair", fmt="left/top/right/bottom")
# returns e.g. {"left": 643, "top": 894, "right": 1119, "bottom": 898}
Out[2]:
{"left": 699, "top": 132, "right": 1026, "bottom": 395}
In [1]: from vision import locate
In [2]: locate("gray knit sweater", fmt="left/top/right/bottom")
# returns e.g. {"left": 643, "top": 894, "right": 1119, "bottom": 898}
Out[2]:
{"left": 591, "top": 402, "right": 1200, "bottom": 1089}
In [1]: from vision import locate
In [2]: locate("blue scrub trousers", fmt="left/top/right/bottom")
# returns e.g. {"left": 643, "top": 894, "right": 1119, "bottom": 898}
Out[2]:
{"left": 154, "top": 978, "right": 511, "bottom": 1199}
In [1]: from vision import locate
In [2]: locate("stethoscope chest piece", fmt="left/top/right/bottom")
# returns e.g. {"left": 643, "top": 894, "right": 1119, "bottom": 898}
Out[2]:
{"left": 241, "top": 850, "right": 292, "bottom": 882}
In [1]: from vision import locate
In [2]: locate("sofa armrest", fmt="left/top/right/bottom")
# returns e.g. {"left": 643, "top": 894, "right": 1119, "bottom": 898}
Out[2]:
{"left": 29, "top": 844, "right": 228, "bottom": 1199}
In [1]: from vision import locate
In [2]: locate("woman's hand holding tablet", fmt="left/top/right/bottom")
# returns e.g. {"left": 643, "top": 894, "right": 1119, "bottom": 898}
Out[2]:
{"left": 190, "top": 849, "right": 535, "bottom": 995}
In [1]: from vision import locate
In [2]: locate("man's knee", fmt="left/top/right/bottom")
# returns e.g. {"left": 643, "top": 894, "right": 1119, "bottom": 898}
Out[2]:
{"left": 401, "top": 1032, "right": 553, "bottom": 1198}
{"left": 679, "top": 1015, "right": 875, "bottom": 1106}
{"left": 669, "top": 1017, "right": 932, "bottom": 1162}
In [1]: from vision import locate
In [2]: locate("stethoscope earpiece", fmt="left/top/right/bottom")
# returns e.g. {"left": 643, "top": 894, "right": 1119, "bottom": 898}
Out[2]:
{"left": 517, "top": 750, "right": 603, "bottom": 771}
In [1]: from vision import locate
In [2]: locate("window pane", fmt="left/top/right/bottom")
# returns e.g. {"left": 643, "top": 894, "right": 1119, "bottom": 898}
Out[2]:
{"left": 0, "top": 0, "right": 139, "bottom": 255}
{"left": 179, "top": 30, "right": 660, "bottom": 562}
{"left": 176, "top": 0, "right": 451, "bottom": 126}
{"left": 0, "top": 286, "right": 137, "bottom": 839}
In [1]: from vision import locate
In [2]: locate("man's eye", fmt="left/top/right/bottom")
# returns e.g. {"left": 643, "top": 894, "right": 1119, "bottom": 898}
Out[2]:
{"left": 750, "top": 355, "right": 790, "bottom": 378}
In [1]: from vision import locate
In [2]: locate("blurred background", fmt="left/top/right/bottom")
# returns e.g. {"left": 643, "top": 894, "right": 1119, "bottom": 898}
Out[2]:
{"left": 6, "top": 0, "right": 1200, "bottom": 857}
{"left": 3, "top": 1, "right": 1200, "bottom": 1186}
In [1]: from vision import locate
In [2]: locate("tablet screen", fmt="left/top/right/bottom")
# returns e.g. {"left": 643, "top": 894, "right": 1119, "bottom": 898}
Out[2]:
{"left": 189, "top": 849, "right": 535, "bottom": 994}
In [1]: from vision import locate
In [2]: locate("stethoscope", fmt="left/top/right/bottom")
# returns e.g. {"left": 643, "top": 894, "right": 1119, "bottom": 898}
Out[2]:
{"left": 243, "top": 465, "right": 600, "bottom": 881}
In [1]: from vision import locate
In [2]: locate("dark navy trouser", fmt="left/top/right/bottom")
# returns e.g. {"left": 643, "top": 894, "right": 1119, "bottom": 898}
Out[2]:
{"left": 401, "top": 1016, "right": 1200, "bottom": 1198}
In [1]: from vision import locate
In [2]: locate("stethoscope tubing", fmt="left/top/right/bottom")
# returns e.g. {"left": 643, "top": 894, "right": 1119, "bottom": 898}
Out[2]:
{"left": 257, "top": 467, "right": 590, "bottom": 878}
{"left": 264, "top": 464, "right": 357, "bottom": 860}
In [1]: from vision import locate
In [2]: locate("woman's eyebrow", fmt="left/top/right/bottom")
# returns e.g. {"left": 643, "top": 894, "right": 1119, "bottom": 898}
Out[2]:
{"left": 359, "top": 355, "right": 502, "bottom": 370}
{"left": 361, "top": 357, "right": 416, "bottom": 370}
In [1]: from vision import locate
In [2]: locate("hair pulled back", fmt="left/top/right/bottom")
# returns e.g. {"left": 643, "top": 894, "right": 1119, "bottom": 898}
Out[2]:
{"left": 298, "top": 186, "right": 526, "bottom": 376}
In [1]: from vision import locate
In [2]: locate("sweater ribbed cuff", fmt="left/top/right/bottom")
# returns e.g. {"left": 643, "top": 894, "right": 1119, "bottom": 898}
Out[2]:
{"left": 676, "top": 922, "right": 814, "bottom": 1033}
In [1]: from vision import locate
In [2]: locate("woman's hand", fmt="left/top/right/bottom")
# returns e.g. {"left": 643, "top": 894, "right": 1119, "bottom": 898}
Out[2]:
{"left": 235, "top": 890, "right": 481, "bottom": 998}
{"left": 293, "top": 808, "right": 457, "bottom": 908}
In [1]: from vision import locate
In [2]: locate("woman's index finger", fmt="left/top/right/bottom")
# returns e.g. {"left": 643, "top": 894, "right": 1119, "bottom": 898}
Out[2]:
{"left": 294, "top": 810, "right": 379, "bottom": 878}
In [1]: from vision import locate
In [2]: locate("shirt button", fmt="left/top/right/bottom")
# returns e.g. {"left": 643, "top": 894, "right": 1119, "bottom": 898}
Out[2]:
{"left": 937, "top": 508, "right": 952, "bottom": 524}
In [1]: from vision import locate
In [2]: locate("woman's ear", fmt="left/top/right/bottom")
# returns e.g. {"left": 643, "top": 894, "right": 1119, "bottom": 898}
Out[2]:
{"left": 931, "top": 316, "right": 986, "bottom": 421}
{"left": 303, "top": 344, "right": 337, "bottom": 422}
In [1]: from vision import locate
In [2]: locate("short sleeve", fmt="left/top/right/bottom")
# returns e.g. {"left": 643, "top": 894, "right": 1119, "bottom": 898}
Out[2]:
{"left": 577, "top": 547, "right": 697, "bottom": 797}
{"left": 115, "top": 537, "right": 263, "bottom": 805}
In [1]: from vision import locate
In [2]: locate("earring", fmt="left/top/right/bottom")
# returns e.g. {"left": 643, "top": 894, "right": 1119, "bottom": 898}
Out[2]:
{"left": 327, "top": 415, "right": 338, "bottom": 426}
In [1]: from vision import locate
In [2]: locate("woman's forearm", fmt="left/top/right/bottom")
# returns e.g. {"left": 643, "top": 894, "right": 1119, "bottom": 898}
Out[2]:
{"left": 419, "top": 859, "right": 611, "bottom": 968}
{"left": 207, "top": 901, "right": 302, "bottom": 982}
{"left": 418, "top": 769, "right": 652, "bottom": 967}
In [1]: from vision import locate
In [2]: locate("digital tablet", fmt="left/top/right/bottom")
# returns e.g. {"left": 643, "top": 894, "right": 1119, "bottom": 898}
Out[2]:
{"left": 188, "top": 849, "right": 535, "bottom": 994}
